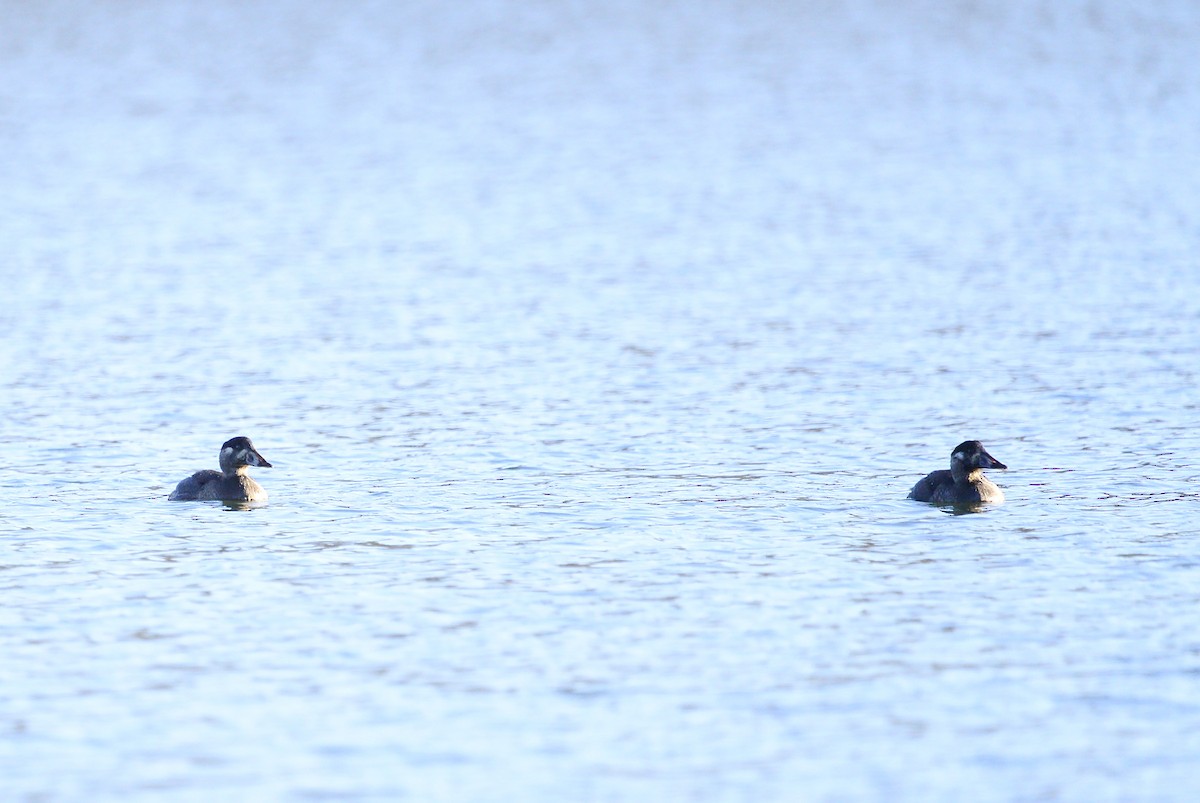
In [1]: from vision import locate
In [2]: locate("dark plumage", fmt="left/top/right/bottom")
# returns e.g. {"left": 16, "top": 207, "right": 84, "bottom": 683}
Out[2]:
{"left": 168, "top": 436, "right": 272, "bottom": 503}
{"left": 908, "top": 440, "right": 1006, "bottom": 504}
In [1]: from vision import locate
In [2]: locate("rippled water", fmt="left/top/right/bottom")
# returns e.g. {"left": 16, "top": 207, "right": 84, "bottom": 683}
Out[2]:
{"left": 4, "top": 1, "right": 1200, "bottom": 800}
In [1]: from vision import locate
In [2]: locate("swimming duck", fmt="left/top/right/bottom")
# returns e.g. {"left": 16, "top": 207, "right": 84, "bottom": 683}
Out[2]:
{"left": 907, "top": 440, "right": 1006, "bottom": 504}
{"left": 168, "top": 436, "right": 272, "bottom": 503}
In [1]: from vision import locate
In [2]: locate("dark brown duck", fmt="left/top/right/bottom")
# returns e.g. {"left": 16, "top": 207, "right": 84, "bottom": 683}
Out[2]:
{"left": 908, "top": 440, "right": 1006, "bottom": 504}
{"left": 168, "top": 436, "right": 272, "bottom": 503}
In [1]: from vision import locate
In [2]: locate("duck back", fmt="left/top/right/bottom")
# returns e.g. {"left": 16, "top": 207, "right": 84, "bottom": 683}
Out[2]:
{"left": 907, "top": 470, "right": 953, "bottom": 503}
{"left": 168, "top": 470, "right": 222, "bottom": 501}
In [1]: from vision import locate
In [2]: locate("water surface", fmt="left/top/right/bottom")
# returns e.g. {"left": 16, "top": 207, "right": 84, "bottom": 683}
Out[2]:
{"left": 3, "top": 1, "right": 1200, "bottom": 800}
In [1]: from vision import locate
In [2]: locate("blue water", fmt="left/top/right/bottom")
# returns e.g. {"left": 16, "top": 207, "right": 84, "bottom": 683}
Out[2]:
{"left": 3, "top": 1, "right": 1200, "bottom": 800}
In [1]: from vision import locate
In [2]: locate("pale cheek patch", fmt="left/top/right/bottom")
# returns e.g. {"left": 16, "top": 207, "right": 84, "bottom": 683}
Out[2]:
{"left": 221, "top": 447, "right": 235, "bottom": 462}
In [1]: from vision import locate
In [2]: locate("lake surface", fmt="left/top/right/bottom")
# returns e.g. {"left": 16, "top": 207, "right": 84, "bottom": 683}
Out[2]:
{"left": 3, "top": 1, "right": 1200, "bottom": 800}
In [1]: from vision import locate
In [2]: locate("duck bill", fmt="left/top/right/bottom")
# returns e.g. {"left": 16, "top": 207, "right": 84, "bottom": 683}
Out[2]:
{"left": 248, "top": 449, "right": 272, "bottom": 468}
{"left": 982, "top": 450, "right": 1006, "bottom": 470}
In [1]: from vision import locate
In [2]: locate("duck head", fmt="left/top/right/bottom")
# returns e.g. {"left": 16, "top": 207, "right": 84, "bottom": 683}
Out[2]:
{"left": 219, "top": 436, "right": 272, "bottom": 475}
{"left": 950, "top": 440, "right": 1006, "bottom": 479}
